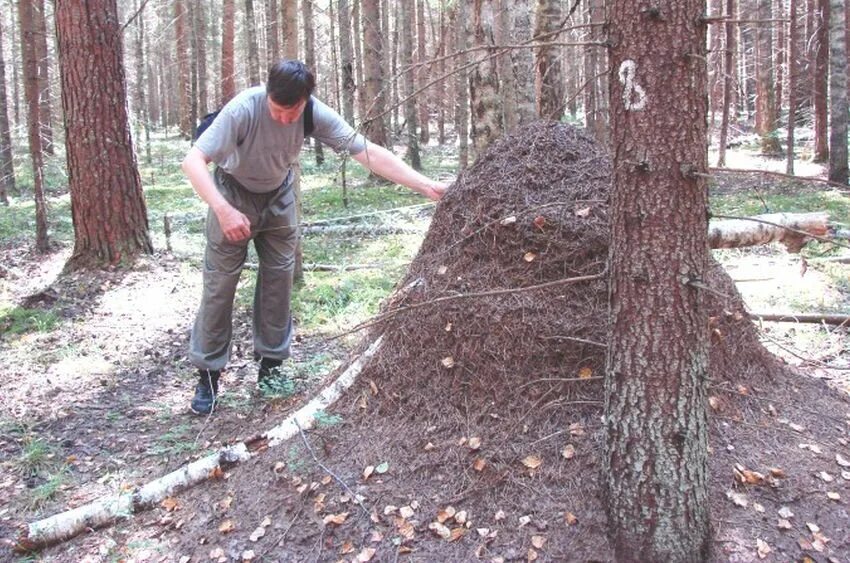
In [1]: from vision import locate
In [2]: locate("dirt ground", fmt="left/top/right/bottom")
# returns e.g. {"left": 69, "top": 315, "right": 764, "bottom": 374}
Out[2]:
{"left": 1, "top": 139, "right": 849, "bottom": 561}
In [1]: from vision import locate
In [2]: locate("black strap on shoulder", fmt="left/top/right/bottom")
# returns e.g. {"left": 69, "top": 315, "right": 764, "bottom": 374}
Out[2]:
{"left": 303, "top": 98, "right": 314, "bottom": 137}
{"left": 194, "top": 110, "right": 220, "bottom": 141}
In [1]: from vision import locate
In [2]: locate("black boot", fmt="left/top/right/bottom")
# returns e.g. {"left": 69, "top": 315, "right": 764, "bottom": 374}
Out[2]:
{"left": 190, "top": 369, "right": 220, "bottom": 415}
{"left": 258, "top": 357, "right": 283, "bottom": 385}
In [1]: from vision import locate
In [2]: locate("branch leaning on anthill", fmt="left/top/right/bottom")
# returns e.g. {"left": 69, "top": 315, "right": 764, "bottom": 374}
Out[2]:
{"left": 323, "top": 270, "right": 606, "bottom": 343}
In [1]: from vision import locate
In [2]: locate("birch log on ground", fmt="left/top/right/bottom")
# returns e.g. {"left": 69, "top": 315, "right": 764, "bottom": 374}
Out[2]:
{"left": 708, "top": 212, "right": 832, "bottom": 252}
{"left": 16, "top": 337, "right": 384, "bottom": 552}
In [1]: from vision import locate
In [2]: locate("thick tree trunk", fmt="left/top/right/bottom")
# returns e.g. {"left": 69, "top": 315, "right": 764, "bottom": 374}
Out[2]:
{"left": 454, "top": 2, "right": 470, "bottom": 169}
{"left": 813, "top": 0, "right": 829, "bottom": 162}
{"left": 469, "top": 0, "right": 502, "bottom": 157}
{"left": 786, "top": 0, "right": 799, "bottom": 174}
{"left": 0, "top": 14, "right": 15, "bottom": 204}
{"left": 828, "top": 0, "right": 848, "bottom": 184}
{"left": 534, "top": 0, "right": 564, "bottom": 120}
{"left": 362, "top": 0, "right": 388, "bottom": 146}
{"left": 509, "top": 0, "right": 536, "bottom": 125}
{"left": 281, "top": 0, "right": 299, "bottom": 59}
{"left": 717, "top": 0, "right": 737, "bottom": 167}
{"left": 55, "top": 0, "right": 153, "bottom": 267}
{"left": 400, "top": 0, "right": 421, "bottom": 169}
{"left": 266, "top": 0, "right": 280, "bottom": 63}
{"left": 756, "top": 0, "right": 782, "bottom": 155}
{"left": 604, "top": 0, "right": 711, "bottom": 559}
{"left": 18, "top": 0, "right": 49, "bottom": 253}
{"left": 245, "top": 0, "right": 262, "bottom": 86}
{"left": 221, "top": 0, "right": 236, "bottom": 104}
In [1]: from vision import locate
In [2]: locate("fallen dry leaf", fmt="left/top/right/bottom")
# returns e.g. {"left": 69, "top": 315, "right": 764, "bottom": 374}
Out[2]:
{"left": 768, "top": 467, "right": 786, "bottom": 478}
{"left": 494, "top": 509, "right": 506, "bottom": 521}
{"left": 574, "top": 206, "right": 591, "bottom": 218}
{"left": 532, "top": 216, "right": 546, "bottom": 230}
{"left": 340, "top": 541, "right": 355, "bottom": 555}
{"left": 522, "top": 455, "right": 542, "bottom": 470}
{"left": 528, "top": 547, "right": 539, "bottom": 561}
{"left": 477, "top": 528, "right": 490, "bottom": 537}
{"left": 500, "top": 215, "right": 517, "bottom": 226}
{"left": 531, "top": 535, "right": 546, "bottom": 549}
{"left": 369, "top": 380, "right": 379, "bottom": 396}
{"left": 449, "top": 527, "right": 466, "bottom": 542}
{"left": 428, "top": 522, "right": 452, "bottom": 539}
{"left": 424, "top": 442, "right": 435, "bottom": 451}
{"left": 218, "top": 519, "right": 235, "bottom": 534}
{"left": 753, "top": 503, "right": 765, "bottom": 513}
{"left": 564, "top": 512, "right": 578, "bottom": 526}
{"left": 209, "top": 547, "right": 225, "bottom": 559}
{"left": 400, "top": 505, "right": 415, "bottom": 519}
{"left": 437, "top": 506, "right": 456, "bottom": 523}
{"left": 323, "top": 512, "right": 349, "bottom": 526}
{"left": 518, "top": 515, "right": 532, "bottom": 527}
{"left": 756, "top": 539, "right": 771, "bottom": 559}
{"left": 473, "top": 458, "right": 487, "bottom": 472}
{"left": 273, "top": 461, "right": 286, "bottom": 474}
{"left": 569, "top": 423, "right": 585, "bottom": 437}
{"left": 444, "top": 322, "right": 453, "bottom": 332}
{"left": 437, "top": 265, "right": 448, "bottom": 275}
{"left": 726, "top": 491, "right": 748, "bottom": 508}
{"left": 577, "top": 367, "right": 593, "bottom": 379}
{"left": 398, "top": 519, "right": 415, "bottom": 540}
{"left": 806, "top": 522, "right": 820, "bottom": 533}
{"left": 799, "top": 443, "right": 823, "bottom": 454}
{"left": 777, "top": 518, "right": 792, "bottom": 530}
{"left": 819, "top": 471, "right": 834, "bottom": 482}
{"left": 708, "top": 396, "right": 720, "bottom": 410}
{"left": 441, "top": 356, "right": 455, "bottom": 368}
{"left": 837, "top": 453, "right": 850, "bottom": 468}
{"left": 827, "top": 491, "right": 841, "bottom": 501}
{"left": 777, "top": 506, "right": 794, "bottom": 519}
{"left": 455, "top": 510, "right": 468, "bottom": 524}
{"left": 363, "top": 466, "right": 374, "bottom": 480}
{"left": 355, "top": 547, "right": 377, "bottom": 562}
{"left": 161, "top": 497, "right": 180, "bottom": 512}
{"left": 241, "top": 551, "right": 256, "bottom": 562}
{"left": 843, "top": 471, "right": 850, "bottom": 480}
{"left": 523, "top": 252, "right": 537, "bottom": 263}
{"left": 562, "top": 445, "right": 576, "bottom": 460}
{"left": 209, "top": 466, "right": 224, "bottom": 480}
{"left": 249, "top": 525, "right": 265, "bottom": 542}
{"left": 468, "top": 437, "right": 482, "bottom": 450}
{"left": 383, "top": 505, "right": 398, "bottom": 515}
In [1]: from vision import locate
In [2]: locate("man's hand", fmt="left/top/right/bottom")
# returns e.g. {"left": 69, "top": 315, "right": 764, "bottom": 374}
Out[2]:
{"left": 424, "top": 181, "right": 449, "bottom": 201}
{"left": 214, "top": 203, "right": 252, "bottom": 242}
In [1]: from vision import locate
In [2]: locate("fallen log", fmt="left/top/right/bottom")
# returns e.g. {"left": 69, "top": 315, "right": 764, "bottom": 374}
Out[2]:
{"left": 16, "top": 337, "right": 384, "bottom": 552}
{"left": 749, "top": 313, "right": 850, "bottom": 326}
{"left": 708, "top": 212, "right": 832, "bottom": 252}
{"left": 301, "top": 224, "right": 423, "bottom": 236}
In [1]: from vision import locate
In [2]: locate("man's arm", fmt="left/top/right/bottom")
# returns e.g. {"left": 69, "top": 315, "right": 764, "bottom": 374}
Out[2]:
{"left": 181, "top": 147, "right": 252, "bottom": 242}
{"left": 351, "top": 141, "right": 448, "bottom": 200}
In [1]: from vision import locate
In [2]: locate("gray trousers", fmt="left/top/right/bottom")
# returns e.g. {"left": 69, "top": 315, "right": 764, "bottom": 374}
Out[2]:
{"left": 189, "top": 168, "right": 298, "bottom": 371}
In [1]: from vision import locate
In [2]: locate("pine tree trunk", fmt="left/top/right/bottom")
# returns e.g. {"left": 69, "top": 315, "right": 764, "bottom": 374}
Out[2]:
{"left": 436, "top": 0, "right": 448, "bottom": 144}
{"left": 245, "top": 0, "right": 262, "bottom": 85}
{"left": 175, "top": 0, "right": 192, "bottom": 138}
{"left": 267, "top": 0, "right": 280, "bottom": 63}
{"left": 389, "top": 0, "right": 400, "bottom": 135}
{"left": 55, "top": 0, "right": 153, "bottom": 268}
{"left": 338, "top": 0, "right": 356, "bottom": 124}
{"left": 496, "top": 0, "right": 518, "bottom": 132}
{"left": 221, "top": 0, "right": 237, "bottom": 103}
{"left": 813, "top": 0, "right": 829, "bottom": 161}
{"left": 400, "top": 0, "right": 421, "bottom": 169}
{"left": 755, "top": 0, "right": 782, "bottom": 154}
{"left": 187, "top": 1, "right": 199, "bottom": 138}
{"left": 0, "top": 14, "right": 15, "bottom": 204}
{"left": 416, "top": 0, "right": 430, "bottom": 144}
{"left": 469, "top": 0, "right": 501, "bottom": 158}
{"left": 453, "top": 2, "right": 470, "bottom": 169}
{"left": 302, "top": 0, "right": 324, "bottom": 165}
{"left": 133, "top": 0, "right": 151, "bottom": 166}
{"left": 787, "top": 0, "right": 799, "bottom": 174}
{"left": 33, "top": 0, "right": 53, "bottom": 155}
{"left": 353, "top": 0, "right": 366, "bottom": 122}
{"left": 18, "top": 0, "right": 49, "bottom": 252}
{"left": 828, "top": 0, "right": 848, "bottom": 183}
{"left": 717, "top": 0, "right": 737, "bottom": 167}
{"left": 195, "top": 1, "right": 208, "bottom": 116}
{"left": 604, "top": 0, "right": 711, "bottom": 558}
{"left": 10, "top": 5, "right": 21, "bottom": 126}
{"left": 281, "top": 0, "right": 299, "bottom": 58}
{"left": 535, "top": 0, "right": 563, "bottom": 120}
{"left": 509, "top": 0, "right": 535, "bottom": 125}
{"left": 362, "top": 0, "right": 388, "bottom": 145}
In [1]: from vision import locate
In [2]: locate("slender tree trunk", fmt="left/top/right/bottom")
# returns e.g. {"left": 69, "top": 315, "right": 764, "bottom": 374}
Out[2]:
{"left": 267, "top": 0, "right": 279, "bottom": 63}
{"left": 496, "top": 0, "right": 518, "bottom": 132}
{"left": 390, "top": 0, "right": 400, "bottom": 135}
{"left": 436, "top": 0, "right": 448, "bottom": 143}
{"left": 245, "top": 0, "right": 261, "bottom": 85}
{"left": 55, "top": 0, "right": 153, "bottom": 268}
{"left": 828, "top": 0, "right": 848, "bottom": 183}
{"left": 787, "top": 0, "right": 799, "bottom": 174}
{"left": 338, "top": 0, "right": 356, "bottom": 124}
{"left": 813, "top": 0, "right": 829, "bottom": 161}
{"left": 400, "top": 0, "right": 421, "bottom": 169}
{"left": 329, "top": 1, "right": 341, "bottom": 111}
{"left": 509, "top": 0, "right": 535, "bottom": 125}
{"left": 133, "top": 0, "right": 151, "bottom": 165}
{"left": 469, "top": 0, "right": 502, "bottom": 157}
{"left": 302, "top": 0, "right": 324, "bottom": 164}
{"left": 195, "top": 1, "right": 208, "bottom": 116}
{"left": 718, "top": 0, "right": 737, "bottom": 167}
{"left": 33, "top": 0, "right": 53, "bottom": 155}
{"left": 10, "top": 3, "right": 21, "bottom": 126}
{"left": 187, "top": 1, "right": 199, "bottom": 138}
{"left": 755, "top": 0, "right": 782, "bottom": 154}
{"left": 416, "top": 0, "right": 430, "bottom": 144}
{"left": 774, "top": 0, "right": 785, "bottom": 118}
{"left": 362, "top": 0, "right": 388, "bottom": 145}
{"left": 0, "top": 14, "right": 15, "bottom": 204}
{"left": 535, "top": 0, "right": 564, "bottom": 120}
{"left": 175, "top": 0, "right": 192, "bottom": 138}
{"left": 18, "top": 0, "right": 49, "bottom": 252}
{"left": 605, "top": 0, "right": 711, "bottom": 558}
{"left": 353, "top": 0, "right": 366, "bottom": 122}
{"left": 281, "top": 0, "right": 299, "bottom": 59}
{"left": 454, "top": 2, "right": 470, "bottom": 169}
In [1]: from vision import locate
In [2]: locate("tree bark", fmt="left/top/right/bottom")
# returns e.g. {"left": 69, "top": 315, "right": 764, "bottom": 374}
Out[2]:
{"left": 535, "top": 0, "right": 564, "bottom": 120}
{"left": 18, "top": 0, "right": 50, "bottom": 253}
{"left": 33, "top": 0, "right": 53, "bottom": 155}
{"left": 469, "top": 0, "right": 502, "bottom": 158}
{"left": 786, "top": 0, "right": 799, "bottom": 174}
{"left": 717, "top": 0, "right": 737, "bottom": 167}
{"left": 133, "top": 0, "right": 151, "bottom": 165}
{"left": 245, "top": 0, "right": 262, "bottom": 86}
{"left": 266, "top": 0, "right": 280, "bottom": 63}
{"left": 338, "top": 0, "right": 355, "bottom": 123}
{"left": 828, "top": 0, "right": 848, "bottom": 184}
{"left": 604, "top": 0, "right": 711, "bottom": 559}
{"left": 400, "top": 0, "right": 421, "bottom": 169}
{"left": 302, "top": 0, "right": 324, "bottom": 165}
{"left": 416, "top": 0, "right": 430, "bottom": 144}
{"left": 495, "top": 0, "right": 518, "bottom": 132}
{"left": 0, "top": 14, "right": 15, "bottom": 204}
{"left": 813, "top": 0, "right": 829, "bottom": 162}
{"left": 221, "top": 0, "right": 237, "bottom": 104}
{"left": 352, "top": 0, "right": 367, "bottom": 122}
{"left": 361, "top": 0, "right": 388, "bottom": 146}
{"left": 454, "top": 2, "right": 470, "bottom": 169}
{"left": 195, "top": 1, "right": 209, "bottom": 117}
{"left": 281, "top": 0, "right": 299, "bottom": 59}
{"left": 755, "top": 0, "right": 782, "bottom": 154}
{"left": 174, "top": 0, "right": 192, "bottom": 138}
{"left": 508, "top": 0, "right": 535, "bottom": 125}
{"left": 55, "top": 0, "right": 153, "bottom": 267}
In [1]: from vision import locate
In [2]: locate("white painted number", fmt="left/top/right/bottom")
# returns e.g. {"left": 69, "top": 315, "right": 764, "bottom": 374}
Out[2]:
{"left": 618, "top": 60, "right": 647, "bottom": 111}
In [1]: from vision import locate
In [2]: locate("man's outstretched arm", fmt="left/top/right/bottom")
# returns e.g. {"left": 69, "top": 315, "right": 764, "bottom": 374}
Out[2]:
{"left": 351, "top": 141, "right": 448, "bottom": 201}
{"left": 182, "top": 147, "right": 252, "bottom": 242}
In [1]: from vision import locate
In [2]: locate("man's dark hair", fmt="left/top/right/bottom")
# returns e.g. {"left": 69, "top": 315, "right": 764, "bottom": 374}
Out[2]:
{"left": 267, "top": 60, "right": 315, "bottom": 106}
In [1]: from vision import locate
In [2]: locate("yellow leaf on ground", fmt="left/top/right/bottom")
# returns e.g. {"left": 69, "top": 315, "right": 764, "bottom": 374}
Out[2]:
{"left": 437, "top": 506, "right": 456, "bottom": 523}
{"left": 323, "top": 512, "right": 349, "bottom": 525}
{"left": 578, "top": 367, "right": 592, "bottom": 379}
{"left": 161, "top": 497, "right": 180, "bottom": 512}
{"left": 522, "top": 455, "right": 542, "bottom": 469}
{"left": 527, "top": 548, "right": 539, "bottom": 561}
{"left": 449, "top": 527, "right": 466, "bottom": 542}
{"left": 531, "top": 535, "right": 546, "bottom": 549}
{"left": 218, "top": 519, "right": 235, "bottom": 533}
{"left": 564, "top": 512, "right": 578, "bottom": 526}
{"left": 340, "top": 541, "right": 355, "bottom": 554}
{"left": 473, "top": 458, "right": 487, "bottom": 472}
{"left": 363, "top": 466, "right": 374, "bottom": 480}
{"left": 561, "top": 445, "right": 576, "bottom": 460}
{"left": 523, "top": 252, "right": 536, "bottom": 262}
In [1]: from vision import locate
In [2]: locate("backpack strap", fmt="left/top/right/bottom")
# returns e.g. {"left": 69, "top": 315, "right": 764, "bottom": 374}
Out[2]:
{"left": 194, "top": 110, "right": 220, "bottom": 141}
{"left": 303, "top": 98, "right": 314, "bottom": 137}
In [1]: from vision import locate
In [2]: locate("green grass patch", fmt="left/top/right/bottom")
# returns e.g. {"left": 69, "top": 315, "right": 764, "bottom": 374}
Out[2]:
{"left": 313, "top": 410, "right": 343, "bottom": 428}
{"left": 0, "top": 305, "right": 59, "bottom": 335}
{"left": 148, "top": 423, "right": 197, "bottom": 458}
{"left": 292, "top": 270, "right": 396, "bottom": 333}
{"left": 711, "top": 187, "right": 850, "bottom": 221}
{"left": 28, "top": 468, "right": 69, "bottom": 509}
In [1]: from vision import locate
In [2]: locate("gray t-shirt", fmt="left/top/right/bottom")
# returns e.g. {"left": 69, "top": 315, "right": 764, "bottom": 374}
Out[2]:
{"left": 195, "top": 86, "right": 367, "bottom": 193}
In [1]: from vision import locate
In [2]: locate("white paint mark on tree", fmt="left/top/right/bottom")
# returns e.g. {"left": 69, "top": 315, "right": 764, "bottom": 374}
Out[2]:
{"left": 618, "top": 60, "right": 647, "bottom": 111}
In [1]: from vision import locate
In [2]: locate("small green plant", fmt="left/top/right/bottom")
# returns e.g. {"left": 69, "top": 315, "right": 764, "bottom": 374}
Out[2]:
{"left": 0, "top": 306, "right": 59, "bottom": 335}
{"left": 259, "top": 373, "right": 297, "bottom": 399}
{"left": 28, "top": 468, "right": 69, "bottom": 509}
{"left": 313, "top": 410, "right": 343, "bottom": 428}
{"left": 14, "top": 432, "right": 58, "bottom": 478}
{"left": 148, "top": 423, "right": 196, "bottom": 457}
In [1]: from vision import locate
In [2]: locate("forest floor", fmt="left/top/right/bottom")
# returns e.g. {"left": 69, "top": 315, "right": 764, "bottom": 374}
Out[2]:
{"left": 0, "top": 129, "right": 849, "bottom": 562}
